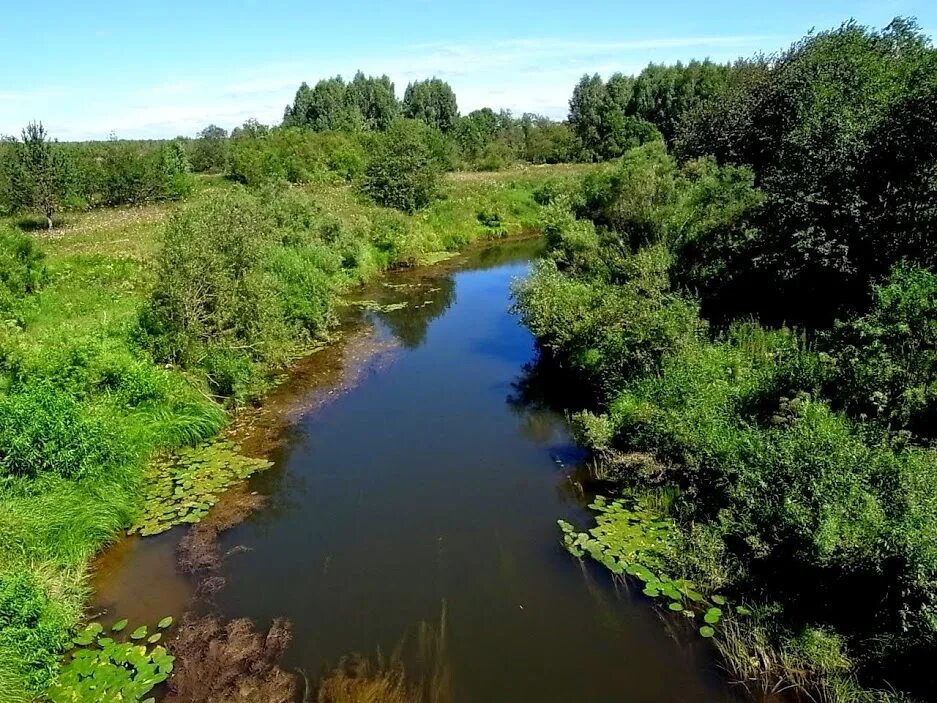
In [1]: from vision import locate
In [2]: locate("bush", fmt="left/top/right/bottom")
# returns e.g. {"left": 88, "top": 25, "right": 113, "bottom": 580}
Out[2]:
{"left": 0, "top": 228, "right": 46, "bottom": 318}
{"left": 825, "top": 264, "right": 937, "bottom": 437}
{"left": 360, "top": 119, "right": 443, "bottom": 212}
{"left": 140, "top": 189, "right": 282, "bottom": 367}
{"left": 227, "top": 129, "right": 367, "bottom": 186}
{"left": 513, "top": 251, "right": 700, "bottom": 397}
{"left": 0, "top": 569, "right": 71, "bottom": 695}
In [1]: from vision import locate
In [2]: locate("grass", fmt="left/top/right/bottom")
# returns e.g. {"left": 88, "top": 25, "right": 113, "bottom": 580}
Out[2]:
{"left": 0, "top": 164, "right": 580, "bottom": 702}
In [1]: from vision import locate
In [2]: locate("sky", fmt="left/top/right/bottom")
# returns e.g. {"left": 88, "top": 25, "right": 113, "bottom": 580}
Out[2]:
{"left": 1, "top": 0, "right": 935, "bottom": 141}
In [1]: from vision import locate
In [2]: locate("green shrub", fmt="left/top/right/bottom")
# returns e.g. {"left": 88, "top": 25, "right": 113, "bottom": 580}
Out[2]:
{"left": 513, "top": 252, "right": 700, "bottom": 397}
{"left": 140, "top": 188, "right": 281, "bottom": 366}
{"left": 0, "top": 569, "right": 71, "bottom": 695}
{"left": 825, "top": 264, "right": 937, "bottom": 437}
{"left": 360, "top": 119, "right": 443, "bottom": 212}
{"left": 0, "top": 227, "right": 46, "bottom": 318}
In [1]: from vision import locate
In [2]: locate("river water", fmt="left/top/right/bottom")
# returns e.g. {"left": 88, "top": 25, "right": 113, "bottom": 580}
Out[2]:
{"left": 93, "top": 238, "right": 737, "bottom": 702}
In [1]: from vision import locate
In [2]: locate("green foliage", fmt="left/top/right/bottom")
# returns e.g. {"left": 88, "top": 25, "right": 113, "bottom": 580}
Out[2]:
{"left": 190, "top": 124, "right": 228, "bottom": 173}
{"left": 360, "top": 119, "right": 444, "bottom": 212}
{"left": 283, "top": 77, "right": 365, "bottom": 132}
{"left": 48, "top": 618, "right": 175, "bottom": 703}
{"left": 0, "top": 227, "right": 46, "bottom": 319}
{"left": 94, "top": 139, "right": 192, "bottom": 206}
{"left": 129, "top": 440, "right": 272, "bottom": 536}
{"left": 227, "top": 128, "right": 367, "bottom": 186}
{"left": 825, "top": 265, "right": 937, "bottom": 437}
{"left": 0, "top": 570, "right": 71, "bottom": 694}
{"left": 513, "top": 251, "right": 700, "bottom": 397}
{"left": 7, "top": 122, "right": 71, "bottom": 228}
{"left": 140, "top": 188, "right": 282, "bottom": 369}
{"left": 569, "top": 63, "right": 727, "bottom": 159}
{"left": 347, "top": 72, "right": 401, "bottom": 131}
{"left": 402, "top": 78, "right": 459, "bottom": 132}
{"left": 677, "top": 19, "right": 937, "bottom": 324}
{"left": 0, "top": 381, "right": 132, "bottom": 481}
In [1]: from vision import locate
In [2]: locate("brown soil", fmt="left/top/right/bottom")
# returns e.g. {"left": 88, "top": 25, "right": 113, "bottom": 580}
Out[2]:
{"left": 164, "top": 615, "right": 298, "bottom": 703}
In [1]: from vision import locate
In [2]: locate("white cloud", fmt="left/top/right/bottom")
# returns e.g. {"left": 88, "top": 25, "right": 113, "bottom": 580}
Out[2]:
{"left": 0, "top": 34, "right": 773, "bottom": 140}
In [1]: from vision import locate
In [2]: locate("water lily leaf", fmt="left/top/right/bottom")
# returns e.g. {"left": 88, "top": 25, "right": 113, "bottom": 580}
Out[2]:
{"left": 668, "top": 601, "right": 684, "bottom": 611}
{"left": 130, "top": 626, "right": 148, "bottom": 640}
{"left": 147, "top": 633, "right": 162, "bottom": 644}
{"left": 158, "top": 616, "right": 173, "bottom": 629}
{"left": 111, "top": 619, "right": 128, "bottom": 632}
{"left": 711, "top": 594, "right": 727, "bottom": 605}
{"left": 700, "top": 626, "right": 715, "bottom": 638}
{"left": 704, "top": 607, "right": 723, "bottom": 625}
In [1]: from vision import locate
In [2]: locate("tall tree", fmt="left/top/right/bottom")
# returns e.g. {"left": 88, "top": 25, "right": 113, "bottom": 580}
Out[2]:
{"left": 568, "top": 74, "right": 607, "bottom": 160}
{"left": 9, "top": 123, "right": 70, "bottom": 229}
{"left": 402, "top": 78, "right": 459, "bottom": 132}
{"left": 283, "top": 77, "right": 364, "bottom": 131}
{"left": 346, "top": 72, "right": 400, "bottom": 130}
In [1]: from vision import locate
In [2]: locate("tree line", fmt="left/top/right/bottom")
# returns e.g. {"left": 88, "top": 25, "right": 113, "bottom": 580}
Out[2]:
{"left": 0, "top": 62, "right": 732, "bottom": 227}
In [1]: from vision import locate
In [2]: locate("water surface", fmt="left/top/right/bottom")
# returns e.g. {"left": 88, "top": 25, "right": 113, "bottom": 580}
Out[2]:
{"left": 199, "top": 239, "right": 737, "bottom": 702}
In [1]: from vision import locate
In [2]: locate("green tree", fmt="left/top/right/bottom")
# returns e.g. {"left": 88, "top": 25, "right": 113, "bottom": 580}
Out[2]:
{"left": 9, "top": 123, "right": 71, "bottom": 229}
{"left": 568, "top": 74, "right": 606, "bottom": 160}
{"left": 402, "top": 78, "right": 459, "bottom": 132}
{"left": 191, "top": 124, "right": 228, "bottom": 172}
{"left": 360, "top": 119, "right": 443, "bottom": 212}
{"left": 283, "top": 77, "right": 364, "bottom": 132}
{"left": 346, "top": 72, "right": 400, "bottom": 130}
{"left": 677, "top": 18, "right": 937, "bottom": 324}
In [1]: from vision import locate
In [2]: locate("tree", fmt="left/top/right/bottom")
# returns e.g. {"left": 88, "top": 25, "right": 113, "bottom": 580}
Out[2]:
{"left": 568, "top": 74, "right": 606, "bottom": 160}
{"left": 360, "top": 119, "right": 443, "bottom": 212}
{"left": 677, "top": 18, "right": 937, "bottom": 324}
{"left": 191, "top": 124, "right": 228, "bottom": 172}
{"left": 346, "top": 72, "right": 400, "bottom": 130}
{"left": 402, "top": 78, "right": 459, "bottom": 132}
{"left": 9, "top": 123, "right": 70, "bottom": 229}
{"left": 283, "top": 77, "right": 364, "bottom": 132}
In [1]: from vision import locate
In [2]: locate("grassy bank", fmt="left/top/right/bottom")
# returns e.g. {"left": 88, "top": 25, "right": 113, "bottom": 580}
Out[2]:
{"left": 0, "top": 166, "right": 564, "bottom": 702}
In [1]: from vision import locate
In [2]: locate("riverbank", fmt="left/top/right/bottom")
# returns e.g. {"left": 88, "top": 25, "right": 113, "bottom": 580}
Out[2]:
{"left": 0, "top": 168, "right": 573, "bottom": 702}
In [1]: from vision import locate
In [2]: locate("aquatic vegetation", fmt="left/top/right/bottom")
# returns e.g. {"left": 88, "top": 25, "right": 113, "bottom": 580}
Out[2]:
{"left": 163, "top": 616, "right": 296, "bottom": 703}
{"left": 347, "top": 300, "right": 409, "bottom": 313}
{"left": 47, "top": 618, "right": 174, "bottom": 703}
{"left": 129, "top": 441, "right": 272, "bottom": 537}
{"left": 316, "top": 603, "right": 450, "bottom": 703}
{"left": 558, "top": 495, "right": 728, "bottom": 638}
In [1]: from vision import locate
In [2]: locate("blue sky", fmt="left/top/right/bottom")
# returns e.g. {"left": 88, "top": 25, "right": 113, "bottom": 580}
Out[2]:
{"left": 1, "top": 0, "right": 935, "bottom": 140}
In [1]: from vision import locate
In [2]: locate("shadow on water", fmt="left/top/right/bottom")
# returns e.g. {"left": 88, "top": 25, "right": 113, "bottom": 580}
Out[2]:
{"left": 91, "top": 236, "right": 741, "bottom": 703}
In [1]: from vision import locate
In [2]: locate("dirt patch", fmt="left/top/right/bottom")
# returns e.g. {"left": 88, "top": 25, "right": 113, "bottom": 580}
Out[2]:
{"left": 164, "top": 615, "right": 298, "bottom": 703}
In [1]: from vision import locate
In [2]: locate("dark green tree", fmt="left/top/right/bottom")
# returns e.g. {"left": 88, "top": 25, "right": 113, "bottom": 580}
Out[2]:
{"left": 402, "top": 78, "right": 459, "bottom": 132}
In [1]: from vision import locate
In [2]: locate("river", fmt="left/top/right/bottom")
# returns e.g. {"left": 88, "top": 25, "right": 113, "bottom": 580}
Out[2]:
{"left": 92, "top": 237, "right": 737, "bottom": 703}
